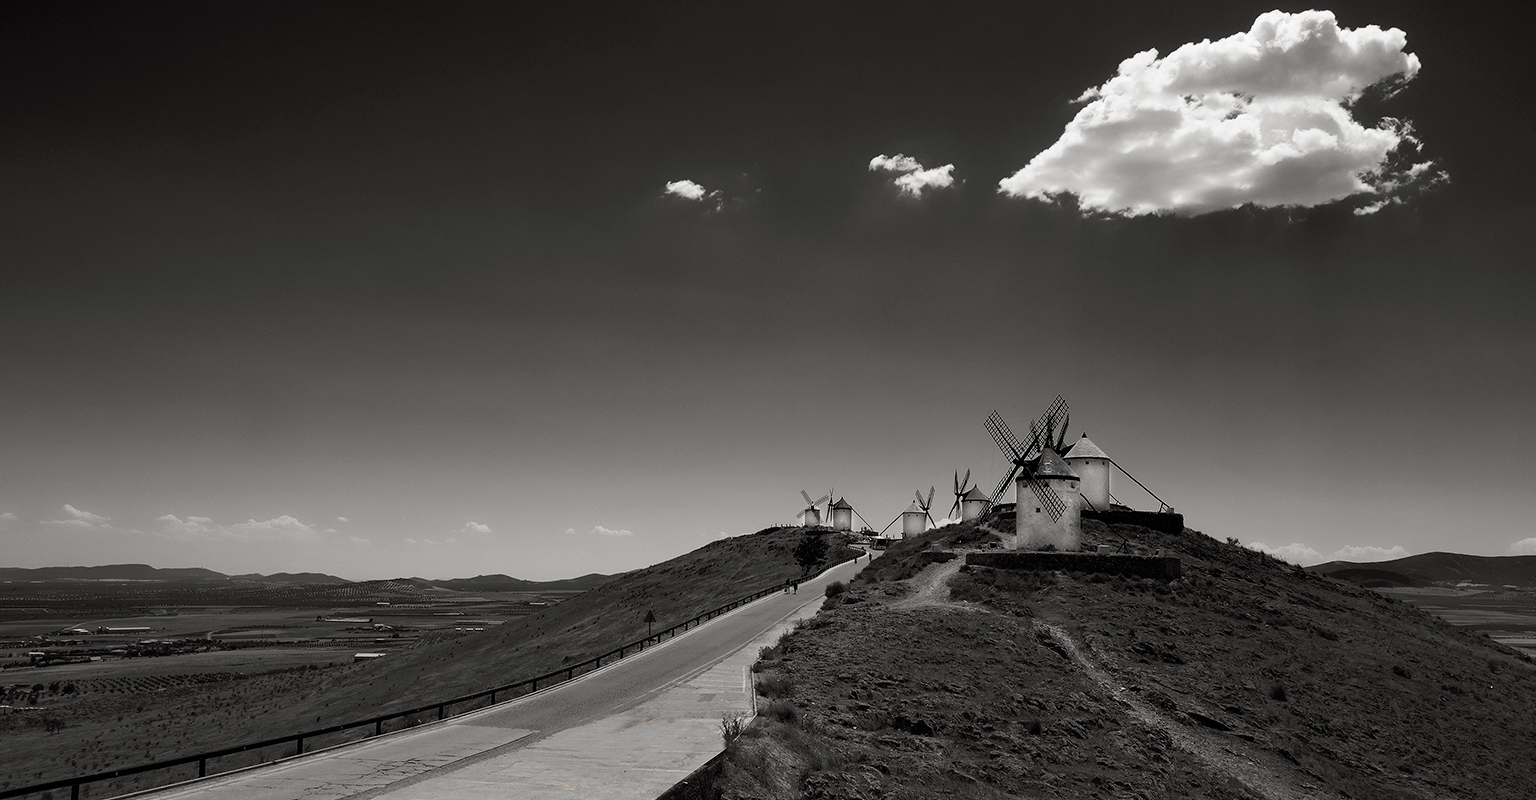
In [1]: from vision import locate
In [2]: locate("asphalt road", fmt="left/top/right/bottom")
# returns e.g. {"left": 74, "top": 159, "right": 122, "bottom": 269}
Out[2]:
{"left": 136, "top": 553, "right": 872, "bottom": 800}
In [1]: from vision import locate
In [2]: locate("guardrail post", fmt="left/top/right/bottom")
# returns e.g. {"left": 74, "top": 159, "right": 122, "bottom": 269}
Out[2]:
{"left": 72, "top": 782, "right": 80, "bottom": 800}
{"left": 437, "top": 704, "right": 445, "bottom": 720}
{"left": 296, "top": 736, "right": 304, "bottom": 755}
{"left": 376, "top": 719, "right": 383, "bottom": 735}
{"left": 199, "top": 756, "right": 207, "bottom": 777}
{"left": 565, "top": 667, "right": 573, "bottom": 680}
{"left": 491, "top": 689, "right": 497, "bottom": 704}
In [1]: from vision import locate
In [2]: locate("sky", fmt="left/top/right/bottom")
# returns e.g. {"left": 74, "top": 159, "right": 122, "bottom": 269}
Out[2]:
{"left": 2, "top": 1, "right": 1532, "bottom": 580}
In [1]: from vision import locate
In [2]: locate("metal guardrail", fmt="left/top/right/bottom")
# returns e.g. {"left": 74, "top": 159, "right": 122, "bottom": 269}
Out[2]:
{"left": 0, "top": 579, "right": 799, "bottom": 800}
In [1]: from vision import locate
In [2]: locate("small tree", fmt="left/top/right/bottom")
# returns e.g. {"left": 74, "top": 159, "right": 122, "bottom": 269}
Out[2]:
{"left": 794, "top": 534, "right": 828, "bottom": 576}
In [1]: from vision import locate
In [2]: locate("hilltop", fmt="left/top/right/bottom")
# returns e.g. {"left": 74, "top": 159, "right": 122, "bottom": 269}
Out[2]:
{"left": 715, "top": 518, "right": 1536, "bottom": 800}
{"left": 0, "top": 527, "right": 859, "bottom": 795}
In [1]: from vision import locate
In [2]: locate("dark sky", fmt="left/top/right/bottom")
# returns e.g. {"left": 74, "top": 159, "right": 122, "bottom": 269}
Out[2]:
{"left": 2, "top": 1, "right": 1531, "bottom": 579}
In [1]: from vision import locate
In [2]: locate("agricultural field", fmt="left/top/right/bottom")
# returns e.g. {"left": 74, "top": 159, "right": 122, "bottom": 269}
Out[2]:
{"left": 1378, "top": 586, "right": 1536, "bottom": 656}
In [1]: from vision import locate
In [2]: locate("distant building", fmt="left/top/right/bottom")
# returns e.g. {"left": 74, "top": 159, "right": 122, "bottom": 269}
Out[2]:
{"left": 829, "top": 498, "right": 854, "bottom": 531}
{"left": 1063, "top": 435, "right": 1112, "bottom": 513}
{"left": 900, "top": 502, "right": 927, "bottom": 537}
{"left": 960, "top": 486, "right": 989, "bottom": 521}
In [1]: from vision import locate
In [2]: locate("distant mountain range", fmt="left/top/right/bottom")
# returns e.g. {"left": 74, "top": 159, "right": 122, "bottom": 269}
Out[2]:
{"left": 1308, "top": 552, "right": 1536, "bottom": 589}
{"left": 0, "top": 564, "right": 613, "bottom": 591}
{"left": 415, "top": 573, "right": 614, "bottom": 592}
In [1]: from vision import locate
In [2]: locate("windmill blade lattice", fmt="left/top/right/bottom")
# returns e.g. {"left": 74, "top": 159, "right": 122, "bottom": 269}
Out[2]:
{"left": 1024, "top": 476, "right": 1067, "bottom": 522}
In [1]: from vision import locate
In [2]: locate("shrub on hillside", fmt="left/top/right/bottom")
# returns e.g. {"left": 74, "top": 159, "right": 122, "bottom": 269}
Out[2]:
{"left": 756, "top": 673, "right": 794, "bottom": 699}
{"left": 762, "top": 698, "right": 798, "bottom": 724}
{"left": 824, "top": 581, "right": 846, "bottom": 598}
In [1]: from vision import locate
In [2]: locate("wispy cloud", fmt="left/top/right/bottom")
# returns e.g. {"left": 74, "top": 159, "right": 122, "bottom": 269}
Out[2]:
{"left": 1333, "top": 544, "right": 1408, "bottom": 561}
{"left": 463, "top": 521, "right": 492, "bottom": 534}
{"left": 1247, "top": 541, "right": 1324, "bottom": 565}
{"left": 592, "top": 525, "right": 634, "bottom": 537}
{"left": 0, "top": 511, "right": 17, "bottom": 524}
{"left": 337, "top": 516, "right": 349, "bottom": 523}
{"left": 405, "top": 537, "right": 457, "bottom": 547}
{"left": 349, "top": 535, "right": 371, "bottom": 546}
{"left": 999, "top": 10, "right": 1444, "bottom": 216}
{"left": 869, "top": 154, "right": 957, "bottom": 197}
{"left": 154, "top": 514, "right": 326, "bottom": 544}
{"left": 42, "top": 504, "right": 116, "bottom": 530}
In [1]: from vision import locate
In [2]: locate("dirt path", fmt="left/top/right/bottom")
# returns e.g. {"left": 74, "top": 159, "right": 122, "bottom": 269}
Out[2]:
{"left": 1033, "top": 621, "right": 1341, "bottom": 800}
{"left": 889, "top": 557, "right": 971, "bottom": 611}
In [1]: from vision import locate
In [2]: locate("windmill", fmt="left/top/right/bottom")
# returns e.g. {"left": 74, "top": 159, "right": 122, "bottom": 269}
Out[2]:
{"left": 985, "top": 395, "right": 1083, "bottom": 550}
{"left": 906, "top": 486, "right": 936, "bottom": 535}
{"left": 798, "top": 489, "right": 830, "bottom": 527}
{"left": 949, "top": 469, "right": 989, "bottom": 522}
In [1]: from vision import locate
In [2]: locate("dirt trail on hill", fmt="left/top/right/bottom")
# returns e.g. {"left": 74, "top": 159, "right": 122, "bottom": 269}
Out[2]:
{"left": 1033, "top": 621, "right": 1341, "bottom": 800}
{"left": 889, "top": 557, "right": 971, "bottom": 610}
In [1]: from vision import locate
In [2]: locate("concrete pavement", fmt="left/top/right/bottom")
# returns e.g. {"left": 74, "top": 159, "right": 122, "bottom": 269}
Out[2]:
{"left": 135, "top": 554, "right": 870, "bottom": 799}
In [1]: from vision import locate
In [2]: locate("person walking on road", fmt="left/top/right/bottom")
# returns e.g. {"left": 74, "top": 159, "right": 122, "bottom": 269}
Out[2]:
{"left": 792, "top": 580, "right": 798, "bottom": 594}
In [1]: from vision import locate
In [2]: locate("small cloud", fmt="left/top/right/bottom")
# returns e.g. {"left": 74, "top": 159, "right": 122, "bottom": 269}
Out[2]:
{"left": 463, "top": 521, "right": 492, "bottom": 534}
{"left": 1247, "top": 541, "right": 1325, "bottom": 565}
{"left": 663, "top": 179, "right": 709, "bottom": 201}
{"left": 592, "top": 525, "right": 634, "bottom": 537}
{"left": 0, "top": 511, "right": 18, "bottom": 523}
{"left": 349, "top": 535, "right": 371, "bottom": 546}
{"left": 999, "top": 10, "right": 1443, "bottom": 216}
{"left": 1333, "top": 544, "right": 1408, "bottom": 561}
{"left": 324, "top": 528, "right": 337, "bottom": 534}
{"left": 869, "top": 153, "right": 957, "bottom": 197}
{"left": 337, "top": 517, "right": 349, "bottom": 523}
{"left": 563, "top": 527, "right": 576, "bottom": 536}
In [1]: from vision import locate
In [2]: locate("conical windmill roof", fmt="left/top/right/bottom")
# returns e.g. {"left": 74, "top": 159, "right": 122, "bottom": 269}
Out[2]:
{"left": 962, "top": 486, "right": 989, "bottom": 501}
{"left": 830, "top": 498, "right": 853, "bottom": 510}
{"left": 1033, "top": 449, "right": 1079, "bottom": 479}
{"left": 903, "top": 501, "right": 924, "bottom": 514}
{"left": 1064, "top": 435, "right": 1109, "bottom": 460}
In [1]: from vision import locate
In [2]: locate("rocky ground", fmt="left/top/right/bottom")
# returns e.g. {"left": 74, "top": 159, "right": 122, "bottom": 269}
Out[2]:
{"left": 713, "top": 519, "right": 1536, "bottom": 800}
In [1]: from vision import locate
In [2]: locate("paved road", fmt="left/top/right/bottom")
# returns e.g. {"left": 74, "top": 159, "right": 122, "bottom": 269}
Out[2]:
{"left": 136, "top": 554, "right": 871, "bottom": 800}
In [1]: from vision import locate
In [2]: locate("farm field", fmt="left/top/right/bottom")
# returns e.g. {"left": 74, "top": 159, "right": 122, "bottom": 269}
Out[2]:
{"left": 1377, "top": 586, "right": 1536, "bottom": 656}
{"left": 8, "top": 647, "right": 361, "bottom": 683}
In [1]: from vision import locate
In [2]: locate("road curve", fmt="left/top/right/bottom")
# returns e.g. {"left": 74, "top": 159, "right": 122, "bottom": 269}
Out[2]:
{"left": 133, "top": 554, "right": 871, "bottom": 800}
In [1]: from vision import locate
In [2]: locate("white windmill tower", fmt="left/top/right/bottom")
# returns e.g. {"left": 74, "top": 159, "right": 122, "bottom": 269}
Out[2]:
{"left": 797, "top": 489, "right": 830, "bottom": 527}
{"left": 877, "top": 487, "right": 935, "bottom": 539}
{"left": 948, "top": 470, "right": 989, "bottom": 522}
{"left": 1062, "top": 435, "right": 1112, "bottom": 512}
{"left": 984, "top": 396, "right": 1084, "bottom": 551}
{"left": 829, "top": 497, "right": 855, "bottom": 531}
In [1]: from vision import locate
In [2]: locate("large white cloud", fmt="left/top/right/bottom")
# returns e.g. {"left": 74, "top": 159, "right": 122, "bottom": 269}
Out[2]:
{"left": 154, "top": 513, "right": 324, "bottom": 544}
{"left": 1247, "top": 541, "right": 1325, "bottom": 565}
{"left": 1333, "top": 544, "right": 1408, "bottom": 561}
{"left": 999, "top": 10, "right": 1442, "bottom": 216}
{"left": 869, "top": 154, "right": 957, "bottom": 197}
{"left": 1511, "top": 538, "right": 1536, "bottom": 555}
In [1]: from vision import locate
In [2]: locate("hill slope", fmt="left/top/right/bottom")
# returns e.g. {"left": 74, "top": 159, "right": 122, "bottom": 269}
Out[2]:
{"left": 0, "top": 527, "right": 859, "bottom": 795}
{"left": 717, "top": 520, "right": 1536, "bottom": 800}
